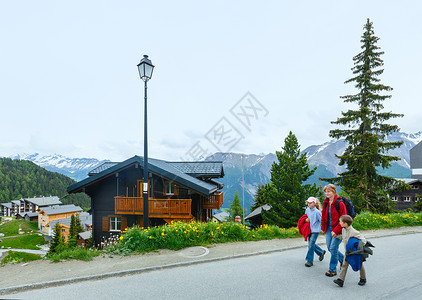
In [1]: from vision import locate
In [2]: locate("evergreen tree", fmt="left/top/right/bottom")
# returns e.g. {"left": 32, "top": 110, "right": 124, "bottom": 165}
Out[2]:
{"left": 68, "top": 214, "right": 84, "bottom": 248}
{"left": 69, "top": 214, "right": 77, "bottom": 239}
{"left": 326, "top": 19, "right": 404, "bottom": 213}
{"left": 49, "top": 225, "right": 65, "bottom": 254}
{"left": 75, "top": 215, "right": 84, "bottom": 234}
{"left": 250, "top": 183, "right": 267, "bottom": 212}
{"left": 227, "top": 191, "right": 243, "bottom": 221}
{"left": 262, "top": 132, "right": 320, "bottom": 228}
{"left": 0, "top": 158, "right": 90, "bottom": 210}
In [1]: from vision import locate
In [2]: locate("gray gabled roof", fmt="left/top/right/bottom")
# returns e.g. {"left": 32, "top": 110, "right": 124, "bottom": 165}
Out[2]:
{"left": 68, "top": 156, "right": 222, "bottom": 196}
{"left": 40, "top": 204, "right": 82, "bottom": 216}
{"left": 88, "top": 162, "right": 119, "bottom": 176}
{"left": 50, "top": 212, "right": 91, "bottom": 229}
{"left": 1, "top": 203, "right": 12, "bottom": 208}
{"left": 50, "top": 217, "right": 71, "bottom": 228}
{"left": 25, "top": 196, "right": 62, "bottom": 206}
{"left": 245, "top": 204, "right": 271, "bottom": 220}
{"left": 212, "top": 211, "right": 230, "bottom": 222}
{"left": 169, "top": 161, "right": 224, "bottom": 178}
{"left": 394, "top": 178, "right": 422, "bottom": 185}
{"left": 17, "top": 211, "right": 38, "bottom": 218}
{"left": 78, "top": 231, "right": 92, "bottom": 240}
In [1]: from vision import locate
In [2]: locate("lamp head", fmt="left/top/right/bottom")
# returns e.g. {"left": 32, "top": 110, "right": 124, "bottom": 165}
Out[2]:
{"left": 137, "top": 55, "right": 154, "bottom": 82}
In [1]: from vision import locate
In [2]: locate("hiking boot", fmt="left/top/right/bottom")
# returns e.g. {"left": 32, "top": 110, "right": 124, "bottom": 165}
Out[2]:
{"left": 333, "top": 279, "right": 344, "bottom": 287}
{"left": 305, "top": 261, "right": 313, "bottom": 267}
{"left": 325, "top": 271, "right": 337, "bottom": 277}
{"left": 358, "top": 278, "right": 367, "bottom": 286}
{"left": 319, "top": 250, "right": 326, "bottom": 261}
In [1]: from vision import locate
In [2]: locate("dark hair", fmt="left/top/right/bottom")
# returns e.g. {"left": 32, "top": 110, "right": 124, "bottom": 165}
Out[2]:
{"left": 339, "top": 214, "right": 353, "bottom": 226}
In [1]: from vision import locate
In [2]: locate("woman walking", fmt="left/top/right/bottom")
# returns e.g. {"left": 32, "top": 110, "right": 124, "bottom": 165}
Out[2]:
{"left": 321, "top": 184, "right": 347, "bottom": 277}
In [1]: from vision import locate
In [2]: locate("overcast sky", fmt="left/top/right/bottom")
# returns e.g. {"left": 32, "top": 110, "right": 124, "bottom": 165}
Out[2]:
{"left": 1, "top": 1, "right": 420, "bottom": 162}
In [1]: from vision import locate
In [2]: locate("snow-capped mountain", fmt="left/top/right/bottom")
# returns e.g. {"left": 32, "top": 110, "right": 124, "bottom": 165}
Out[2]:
{"left": 304, "top": 131, "right": 422, "bottom": 175}
{"left": 7, "top": 131, "right": 421, "bottom": 212}
{"left": 9, "top": 153, "right": 109, "bottom": 181}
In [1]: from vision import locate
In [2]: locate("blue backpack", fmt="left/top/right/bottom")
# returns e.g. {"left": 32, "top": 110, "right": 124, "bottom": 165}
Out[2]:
{"left": 335, "top": 197, "right": 356, "bottom": 218}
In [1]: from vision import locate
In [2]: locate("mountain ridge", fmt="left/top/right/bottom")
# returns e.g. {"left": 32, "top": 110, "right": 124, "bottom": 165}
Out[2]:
{"left": 6, "top": 131, "right": 421, "bottom": 213}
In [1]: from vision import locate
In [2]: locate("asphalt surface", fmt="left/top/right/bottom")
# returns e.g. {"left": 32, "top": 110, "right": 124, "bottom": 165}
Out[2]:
{"left": 1, "top": 226, "right": 421, "bottom": 296}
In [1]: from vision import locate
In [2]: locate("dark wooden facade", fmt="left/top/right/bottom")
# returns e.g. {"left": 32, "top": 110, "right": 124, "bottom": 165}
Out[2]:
{"left": 391, "top": 179, "right": 422, "bottom": 210}
{"left": 68, "top": 156, "right": 224, "bottom": 247}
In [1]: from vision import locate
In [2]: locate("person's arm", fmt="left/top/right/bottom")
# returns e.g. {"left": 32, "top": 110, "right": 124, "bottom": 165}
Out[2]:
{"left": 320, "top": 204, "right": 326, "bottom": 233}
{"left": 332, "top": 202, "right": 347, "bottom": 235}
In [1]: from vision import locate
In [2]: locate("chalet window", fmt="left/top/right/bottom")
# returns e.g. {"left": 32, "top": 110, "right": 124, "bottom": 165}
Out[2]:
{"left": 403, "top": 196, "right": 411, "bottom": 202}
{"left": 110, "top": 217, "right": 121, "bottom": 231}
{"left": 165, "top": 182, "right": 175, "bottom": 195}
{"left": 411, "top": 185, "right": 419, "bottom": 190}
{"left": 391, "top": 196, "right": 398, "bottom": 201}
{"left": 62, "top": 229, "right": 65, "bottom": 233}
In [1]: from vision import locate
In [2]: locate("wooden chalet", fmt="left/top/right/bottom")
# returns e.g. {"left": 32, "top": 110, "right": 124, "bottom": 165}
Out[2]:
{"left": 67, "top": 156, "right": 224, "bottom": 247}
{"left": 390, "top": 140, "right": 422, "bottom": 210}
{"left": 391, "top": 178, "right": 422, "bottom": 210}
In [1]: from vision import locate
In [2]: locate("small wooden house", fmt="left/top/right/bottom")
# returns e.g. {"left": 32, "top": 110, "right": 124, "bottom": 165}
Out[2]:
{"left": 245, "top": 204, "right": 271, "bottom": 228}
{"left": 67, "top": 156, "right": 224, "bottom": 247}
{"left": 38, "top": 204, "right": 83, "bottom": 234}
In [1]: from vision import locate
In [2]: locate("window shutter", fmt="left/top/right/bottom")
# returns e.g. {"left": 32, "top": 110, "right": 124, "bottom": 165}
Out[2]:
{"left": 138, "top": 180, "right": 151, "bottom": 197}
{"left": 121, "top": 217, "right": 127, "bottom": 231}
{"left": 102, "top": 216, "right": 110, "bottom": 231}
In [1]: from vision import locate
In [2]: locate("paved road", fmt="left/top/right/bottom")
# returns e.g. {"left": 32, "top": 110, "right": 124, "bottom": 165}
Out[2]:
{"left": 7, "top": 233, "right": 422, "bottom": 300}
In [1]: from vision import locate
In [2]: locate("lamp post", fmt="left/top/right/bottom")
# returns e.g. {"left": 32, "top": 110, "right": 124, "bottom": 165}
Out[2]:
{"left": 137, "top": 55, "right": 154, "bottom": 228}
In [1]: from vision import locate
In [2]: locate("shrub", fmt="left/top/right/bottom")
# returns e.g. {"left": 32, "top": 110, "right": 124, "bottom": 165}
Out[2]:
{"left": 1, "top": 251, "right": 42, "bottom": 264}
{"left": 48, "top": 247, "right": 101, "bottom": 263}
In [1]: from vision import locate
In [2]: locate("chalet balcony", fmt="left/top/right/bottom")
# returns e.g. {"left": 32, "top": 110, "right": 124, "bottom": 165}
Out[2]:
{"left": 114, "top": 197, "right": 192, "bottom": 219}
{"left": 201, "top": 191, "right": 224, "bottom": 210}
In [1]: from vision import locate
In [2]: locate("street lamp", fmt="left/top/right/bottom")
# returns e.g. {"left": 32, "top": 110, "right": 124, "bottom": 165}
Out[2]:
{"left": 137, "top": 55, "right": 154, "bottom": 228}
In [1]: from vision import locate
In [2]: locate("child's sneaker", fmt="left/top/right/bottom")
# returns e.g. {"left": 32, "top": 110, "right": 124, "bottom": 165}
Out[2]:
{"left": 305, "top": 261, "right": 313, "bottom": 267}
{"left": 319, "top": 250, "right": 326, "bottom": 261}
{"left": 333, "top": 279, "right": 344, "bottom": 287}
{"left": 358, "top": 278, "right": 366, "bottom": 286}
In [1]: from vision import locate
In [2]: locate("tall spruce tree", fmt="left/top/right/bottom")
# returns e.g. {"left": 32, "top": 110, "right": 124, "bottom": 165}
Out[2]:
{"left": 328, "top": 19, "right": 404, "bottom": 213}
{"left": 262, "top": 132, "right": 320, "bottom": 228}
{"left": 250, "top": 183, "right": 267, "bottom": 212}
{"left": 228, "top": 191, "right": 243, "bottom": 221}
{"left": 49, "top": 225, "right": 65, "bottom": 254}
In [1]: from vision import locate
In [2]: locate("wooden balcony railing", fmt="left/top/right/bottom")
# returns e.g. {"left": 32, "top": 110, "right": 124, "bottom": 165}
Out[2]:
{"left": 202, "top": 191, "right": 224, "bottom": 209}
{"left": 115, "top": 197, "right": 192, "bottom": 219}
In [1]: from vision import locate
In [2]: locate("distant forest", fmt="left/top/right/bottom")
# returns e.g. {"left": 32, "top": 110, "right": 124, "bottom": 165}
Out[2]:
{"left": 0, "top": 158, "right": 90, "bottom": 210}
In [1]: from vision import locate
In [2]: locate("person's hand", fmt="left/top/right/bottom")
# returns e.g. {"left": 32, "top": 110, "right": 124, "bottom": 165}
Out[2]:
{"left": 331, "top": 231, "right": 336, "bottom": 237}
{"left": 305, "top": 218, "right": 309, "bottom": 222}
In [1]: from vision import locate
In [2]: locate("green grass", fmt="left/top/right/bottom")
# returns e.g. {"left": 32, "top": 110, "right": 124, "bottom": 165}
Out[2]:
{"left": 0, "top": 219, "right": 39, "bottom": 236}
{"left": 353, "top": 211, "right": 422, "bottom": 230}
{"left": 112, "top": 212, "right": 422, "bottom": 255}
{"left": 1, "top": 251, "right": 42, "bottom": 264}
{"left": 112, "top": 221, "right": 301, "bottom": 255}
{"left": 0, "top": 234, "right": 45, "bottom": 250}
{"left": 47, "top": 247, "right": 101, "bottom": 263}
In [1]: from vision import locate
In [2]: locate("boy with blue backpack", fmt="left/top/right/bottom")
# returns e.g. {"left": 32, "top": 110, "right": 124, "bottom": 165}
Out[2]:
{"left": 334, "top": 215, "right": 372, "bottom": 287}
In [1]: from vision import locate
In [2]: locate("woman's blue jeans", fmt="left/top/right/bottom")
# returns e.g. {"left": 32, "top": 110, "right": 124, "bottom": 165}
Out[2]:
{"left": 326, "top": 230, "right": 344, "bottom": 272}
{"left": 306, "top": 232, "right": 324, "bottom": 263}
